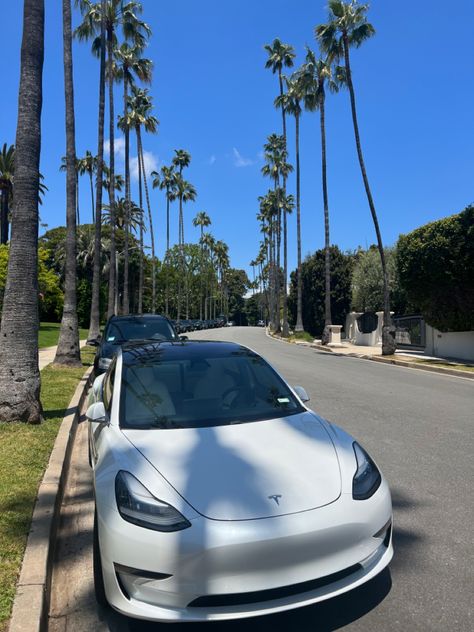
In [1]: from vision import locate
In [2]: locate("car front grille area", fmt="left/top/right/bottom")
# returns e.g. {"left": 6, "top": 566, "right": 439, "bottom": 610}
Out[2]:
{"left": 187, "top": 563, "right": 362, "bottom": 608}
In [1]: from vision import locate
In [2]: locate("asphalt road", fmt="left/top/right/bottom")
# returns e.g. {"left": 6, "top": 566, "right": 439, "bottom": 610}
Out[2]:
{"left": 48, "top": 327, "right": 474, "bottom": 631}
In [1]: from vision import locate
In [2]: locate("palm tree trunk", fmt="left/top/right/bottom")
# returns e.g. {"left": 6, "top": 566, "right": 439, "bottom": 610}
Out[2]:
{"left": 137, "top": 128, "right": 156, "bottom": 312}
{"left": 279, "top": 69, "right": 290, "bottom": 337}
{"left": 320, "top": 89, "right": 332, "bottom": 345}
{"left": 123, "top": 74, "right": 130, "bottom": 315}
{"left": 0, "top": 189, "right": 9, "bottom": 245}
{"left": 0, "top": 0, "right": 44, "bottom": 423}
{"left": 342, "top": 34, "right": 394, "bottom": 355}
{"left": 88, "top": 0, "right": 106, "bottom": 341}
{"left": 55, "top": 0, "right": 81, "bottom": 367}
{"left": 89, "top": 171, "right": 95, "bottom": 223}
{"left": 177, "top": 195, "right": 183, "bottom": 321}
{"left": 106, "top": 27, "right": 116, "bottom": 319}
{"left": 295, "top": 111, "right": 303, "bottom": 332}
{"left": 75, "top": 171, "right": 80, "bottom": 225}
{"left": 164, "top": 192, "right": 170, "bottom": 316}
{"left": 137, "top": 127, "right": 144, "bottom": 313}
{"left": 282, "top": 197, "right": 289, "bottom": 334}
{"left": 275, "top": 176, "right": 281, "bottom": 333}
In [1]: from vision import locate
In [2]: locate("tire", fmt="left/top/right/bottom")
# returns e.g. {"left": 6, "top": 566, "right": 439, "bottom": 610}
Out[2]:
{"left": 93, "top": 508, "right": 108, "bottom": 607}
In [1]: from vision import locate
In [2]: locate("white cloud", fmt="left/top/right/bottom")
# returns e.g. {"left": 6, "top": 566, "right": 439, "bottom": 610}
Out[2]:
{"left": 104, "top": 137, "right": 125, "bottom": 160}
{"left": 232, "top": 147, "right": 254, "bottom": 168}
{"left": 131, "top": 150, "right": 159, "bottom": 181}
{"left": 208, "top": 154, "right": 216, "bottom": 165}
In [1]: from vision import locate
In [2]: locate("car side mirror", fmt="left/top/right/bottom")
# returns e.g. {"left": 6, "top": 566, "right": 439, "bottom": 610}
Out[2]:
{"left": 86, "top": 401, "right": 107, "bottom": 423}
{"left": 293, "top": 385, "right": 310, "bottom": 403}
{"left": 179, "top": 335, "right": 188, "bottom": 341}
{"left": 86, "top": 338, "right": 100, "bottom": 347}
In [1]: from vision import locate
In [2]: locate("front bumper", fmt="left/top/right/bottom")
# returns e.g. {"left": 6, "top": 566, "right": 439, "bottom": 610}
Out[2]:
{"left": 97, "top": 482, "right": 393, "bottom": 622}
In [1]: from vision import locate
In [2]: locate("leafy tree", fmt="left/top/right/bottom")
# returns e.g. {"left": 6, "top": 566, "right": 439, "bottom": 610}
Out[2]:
{"left": 351, "top": 246, "right": 407, "bottom": 314}
{"left": 397, "top": 206, "right": 474, "bottom": 331}
{"left": 226, "top": 268, "right": 250, "bottom": 325}
{"left": 316, "top": 0, "right": 395, "bottom": 355}
{"left": 289, "top": 246, "right": 354, "bottom": 337}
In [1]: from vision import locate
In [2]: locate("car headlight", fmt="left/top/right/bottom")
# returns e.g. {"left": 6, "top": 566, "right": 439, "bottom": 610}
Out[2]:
{"left": 352, "top": 442, "right": 381, "bottom": 500}
{"left": 115, "top": 471, "right": 191, "bottom": 532}
{"left": 98, "top": 357, "right": 112, "bottom": 371}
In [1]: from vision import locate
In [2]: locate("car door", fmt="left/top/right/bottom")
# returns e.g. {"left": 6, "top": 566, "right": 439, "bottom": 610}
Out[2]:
{"left": 89, "top": 359, "right": 116, "bottom": 467}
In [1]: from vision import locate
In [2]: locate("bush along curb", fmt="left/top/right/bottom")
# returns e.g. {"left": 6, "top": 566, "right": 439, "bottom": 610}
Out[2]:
{"left": 8, "top": 366, "right": 93, "bottom": 632}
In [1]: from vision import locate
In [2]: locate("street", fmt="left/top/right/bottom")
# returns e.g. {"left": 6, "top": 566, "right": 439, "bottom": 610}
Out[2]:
{"left": 48, "top": 327, "right": 474, "bottom": 631}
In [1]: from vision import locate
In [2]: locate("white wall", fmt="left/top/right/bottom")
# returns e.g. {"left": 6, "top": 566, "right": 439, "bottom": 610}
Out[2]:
{"left": 425, "top": 325, "right": 474, "bottom": 362}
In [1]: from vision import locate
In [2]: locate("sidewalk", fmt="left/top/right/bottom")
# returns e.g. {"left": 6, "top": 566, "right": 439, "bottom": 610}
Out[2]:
{"left": 312, "top": 340, "right": 474, "bottom": 379}
{"left": 39, "top": 340, "right": 88, "bottom": 370}
{"left": 268, "top": 331, "right": 474, "bottom": 380}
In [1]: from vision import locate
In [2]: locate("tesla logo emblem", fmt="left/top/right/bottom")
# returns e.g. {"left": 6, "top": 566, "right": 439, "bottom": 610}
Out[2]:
{"left": 268, "top": 494, "right": 282, "bottom": 506}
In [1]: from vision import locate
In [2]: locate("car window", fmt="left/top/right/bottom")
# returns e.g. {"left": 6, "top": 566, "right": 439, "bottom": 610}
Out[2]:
{"left": 105, "top": 319, "right": 176, "bottom": 344}
{"left": 120, "top": 351, "right": 303, "bottom": 430}
{"left": 103, "top": 361, "right": 116, "bottom": 413}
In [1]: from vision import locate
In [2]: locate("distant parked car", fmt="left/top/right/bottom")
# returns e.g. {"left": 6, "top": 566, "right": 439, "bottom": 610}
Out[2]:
{"left": 91, "top": 314, "right": 178, "bottom": 374}
{"left": 226, "top": 320, "right": 235, "bottom": 327}
{"left": 257, "top": 320, "right": 265, "bottom": 327}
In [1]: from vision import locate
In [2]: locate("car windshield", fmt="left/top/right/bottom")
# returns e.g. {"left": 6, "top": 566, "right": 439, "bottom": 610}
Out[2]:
{"left": 120, "top": 348, "right": 304, "bottom": 429}
{"left": 105, "top": 319, "right": 176, "bottom": 344}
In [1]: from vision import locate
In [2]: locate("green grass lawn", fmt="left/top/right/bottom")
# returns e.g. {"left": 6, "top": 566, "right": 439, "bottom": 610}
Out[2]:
{"left": 39, "top": 322, "right": 89, "bottom": 349}
{"left": 0, "top": 346, "right": 94, "bottom": 632}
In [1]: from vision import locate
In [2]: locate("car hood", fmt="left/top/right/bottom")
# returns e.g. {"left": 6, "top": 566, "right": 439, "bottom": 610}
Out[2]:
{"left": 122, "top": 412, "right": 341, "bottom": 521}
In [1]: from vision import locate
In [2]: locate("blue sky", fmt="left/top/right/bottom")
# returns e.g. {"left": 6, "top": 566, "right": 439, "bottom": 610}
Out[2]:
{"left": 2, "top": 0, "right": 473, "bottom": 279}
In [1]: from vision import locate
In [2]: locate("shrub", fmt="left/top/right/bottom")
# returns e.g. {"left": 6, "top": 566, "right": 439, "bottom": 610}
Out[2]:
{"left": 396, "top": 206, "right": 474, "bottom": 331}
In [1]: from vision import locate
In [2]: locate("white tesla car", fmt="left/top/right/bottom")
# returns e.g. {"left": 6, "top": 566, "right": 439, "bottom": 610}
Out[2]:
{"left": 87, "top": 340, "right": 392, "bottom": 622}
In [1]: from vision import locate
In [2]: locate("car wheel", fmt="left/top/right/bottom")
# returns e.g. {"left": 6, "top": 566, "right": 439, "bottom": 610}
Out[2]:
{"left": 93, "top": 508, "right": 108, "bottom": 607}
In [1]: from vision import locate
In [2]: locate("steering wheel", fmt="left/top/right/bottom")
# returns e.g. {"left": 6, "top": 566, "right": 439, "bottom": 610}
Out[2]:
{"left": 221, "top": 386, "right": 248, "bottom": 409}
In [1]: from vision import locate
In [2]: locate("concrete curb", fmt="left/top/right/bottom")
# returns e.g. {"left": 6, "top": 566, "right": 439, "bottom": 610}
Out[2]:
{"left": 267, "top": 330, "right": 474, "bottom": 380}
{"left": 8, "top": 366, "right": 94, "bottom": 632}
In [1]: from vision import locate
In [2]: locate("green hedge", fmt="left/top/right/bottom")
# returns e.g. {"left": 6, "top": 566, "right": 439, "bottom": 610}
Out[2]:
{"left": 397, "top": 206, "right": 474, "bottom": 331}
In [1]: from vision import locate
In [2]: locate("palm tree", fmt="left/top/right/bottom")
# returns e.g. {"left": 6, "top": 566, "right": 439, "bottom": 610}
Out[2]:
{"left": 214, "top": 239, "right": 229, "bottom": 317}
{"left": 102, "top": 197, "right": 143, "bottom": 232}
{"left": 75, "top": 0, "right": 151, "bottom": 319}
{"left": 0, "top": 144, "right": 15, "bottom": 245}
{"left": 115, "top": 42, "right": 152, "bottom": 315}
{"left": 201, "top": 231, "right": 215, "bottom": 319}
{"left": 264, "top": 38, "right": 295, "bottom": 142}
{"left": 193, "top": 210, "right": 211, "bottom": 318}
{"left": 2, "top": 145, "right": 47, "bottom": 245}
{"left": 75, "top": 0, "right": 106, "bottom": 340}
{"left": 60, "top": 154, "right": 81, "bottom": 224}
{"left": 264, "top": 39, "right": 295, "bottom": 336}
{"left": 152, "top": 165, "right": 176, "bottom": 316}
{"left": 127, "top": 85, "right": 158, "bottom": 311}
{"left": 172, "top": 149, "right": 191, "bottom": 247}
{"left": 173, "top": 172, "right": 196, "bottom": 319}
{"left": 78, "top": 150, "right": 97, "bottom": 222}
{"left": 102, "top": 165, "right": 124, "bottom": 192}
{"left": 297, "top": 48, "right": 338, "bottom": 344}
{"left": 262, "top": 133, "right": 293, "bottom": 333}
{"left": 275, "top": 74, "right": 305, "bottom": 332}
{"left": 0, "top": 0, "right": 44, "bottom": 423}
{"left": 55, "top": 0, "right": 81, "bottom": 367}
{"left": 316, "top": 0, "right": 395, "bottom": 354}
